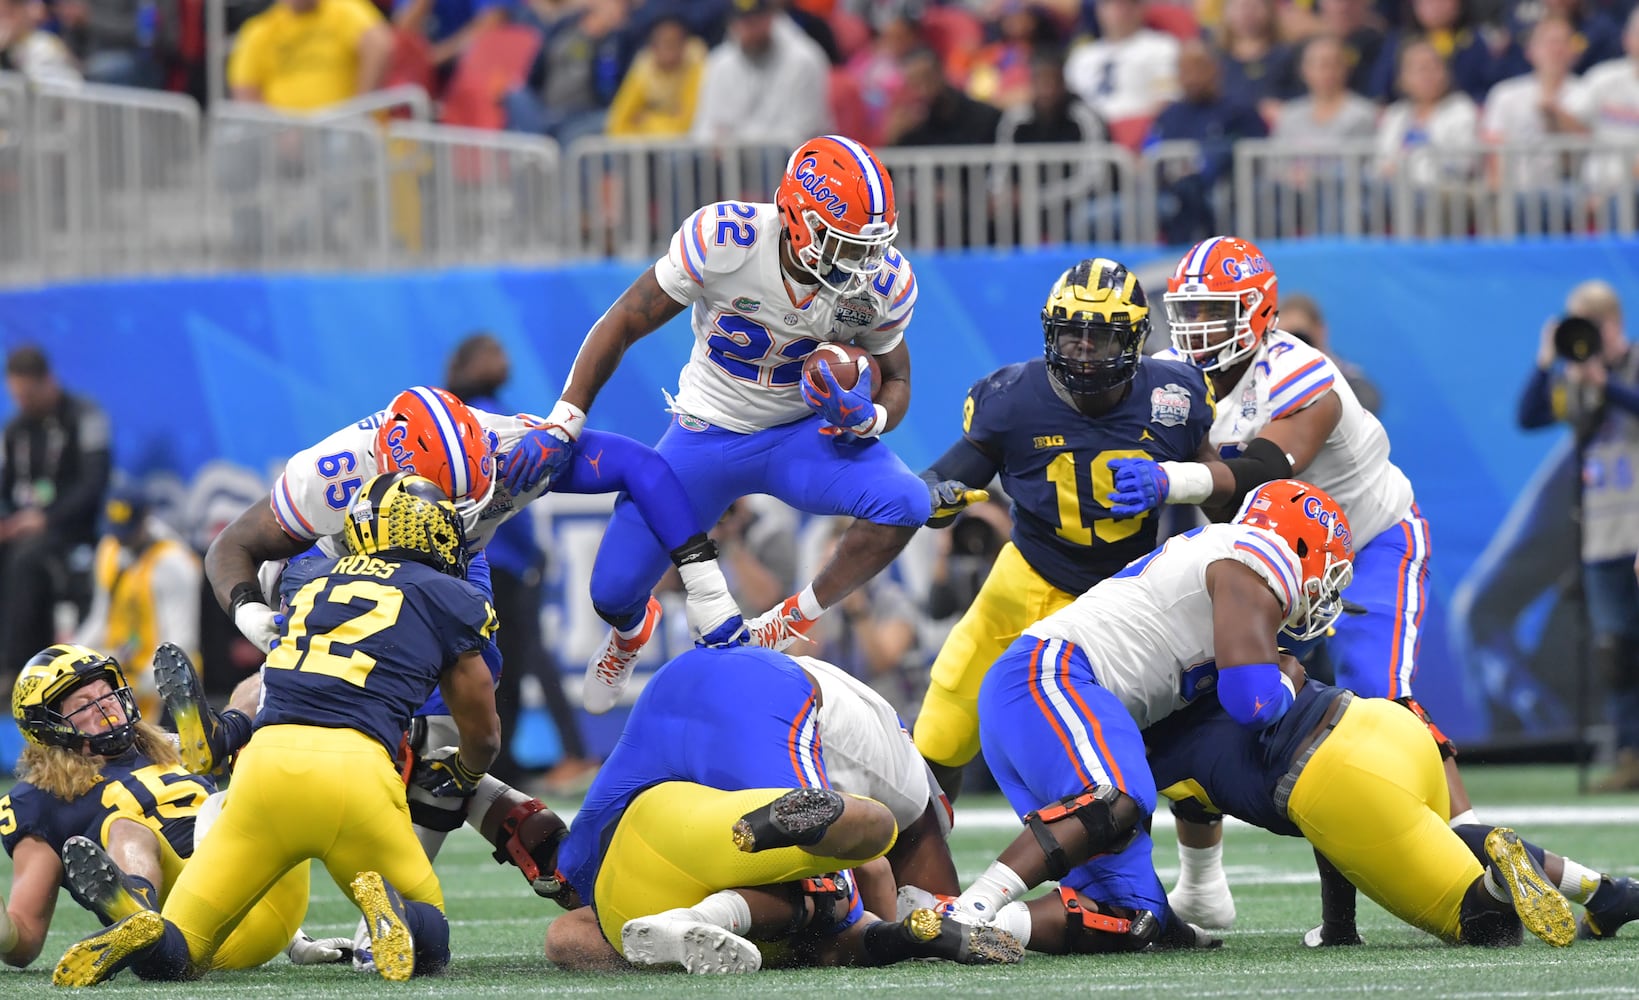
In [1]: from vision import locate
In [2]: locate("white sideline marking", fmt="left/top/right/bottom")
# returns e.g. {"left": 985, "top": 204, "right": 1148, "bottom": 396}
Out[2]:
{"left": 948, "top": 804, "right": 1639, "bottom": 832}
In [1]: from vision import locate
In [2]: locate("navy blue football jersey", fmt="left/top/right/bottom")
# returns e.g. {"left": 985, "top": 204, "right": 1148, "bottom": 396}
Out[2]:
{"left": 257, "top": 554, "right": 499, "bottom": 754}
{"left": 963, "top": 357, "right": 1213, "bottom": 594}
{"left": 0, "top": 749, "right": 215, "bottom": 865}
{"left": 1143, "top": 682, "right": 1348, "bottom": 837}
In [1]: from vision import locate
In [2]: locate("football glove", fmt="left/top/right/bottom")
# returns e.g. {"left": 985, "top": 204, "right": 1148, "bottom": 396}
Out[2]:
{"left": 500, "top": 426, "right": 574, "bottom": 496}
{"left": 926, "top": 478, "right": 990, "bottom": 525}
{"left": 286, "top": 930, "right": 353, "bottom": 966}
{"left": 1106, "top": 458, "right": 1169, "bottom": 516}
{"left": 802, "top": 359, "right": 880, "bottom": 436}
{"left": 409, "top": 746, "right": 486, "bottom": 799}
{"left": 232, "top": 601, "right": 285, "bottom": 652}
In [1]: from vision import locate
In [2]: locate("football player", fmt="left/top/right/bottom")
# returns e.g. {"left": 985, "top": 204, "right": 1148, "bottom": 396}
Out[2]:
{"left": 539, "top": 644, "right": 1020, "bottom": 974}
{"left": 52, "top": 473, "right": 522, "bottom": 985}
{"left": 203, "top": 385, "right": 745, "bottom": 867}
{"left": 0, "top": 645, "right": 313, "bottom": 973}
{"left": 535, "top": 134, "right": 933, "bottom": 713}
{"left": 1106, "top": 235, "right": 1446, "bottom": 931}
{"left": 900, "top": 257, "right": 1213, "bottom": 803}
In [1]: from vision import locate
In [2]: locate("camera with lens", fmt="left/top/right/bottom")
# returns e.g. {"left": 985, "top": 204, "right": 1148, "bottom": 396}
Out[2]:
{"left": 1555, "top": 315, "right": 1603, "bottom": 363}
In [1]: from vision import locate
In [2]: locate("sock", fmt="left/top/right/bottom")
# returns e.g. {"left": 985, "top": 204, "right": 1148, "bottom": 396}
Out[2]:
{"left": 216, "top": 709, "right": 254, "bottom": 757}
{"left": 994, "top": 899, "right": 1034, "bottom": 948}
{"left": 794, "top": 584, "right": 825, "bottom": 621}
{"left": 1315, "top": 850, "right": 1357, "bottom": 937}
{"left": 1558, "top": 859, "right": 1603, "bottom": 903}
{"left": 464, "top": 776, "right": 510, "bottom": 830}
{"left": 125, "top": 874, "right": 160, "bottom": 911}
{"left": 686, "top": 891, "right": 752, "bottom": 936}
{"left": 130, "top": 918, "right": 192, "bottom": 982}
{"left": 956, "top": 862, "right": 1028, "bottom": 918}
{"left": 1587, "top": 877, "right": 1621, "bottom": 912}
{"left": 1484, "top": 868, "right": 1509, "bottom": 903}
{"left": 402, "top": 900, "right": 450, "bottom": 977}
{"left": 1176, "top": 843, "right": 1225, "bottom": 888}
{"left": 1448, "top": 808, "right": 1479, "bottom": 828}
{"left": 412, "top": 824, "right": 451, "bottom": 862}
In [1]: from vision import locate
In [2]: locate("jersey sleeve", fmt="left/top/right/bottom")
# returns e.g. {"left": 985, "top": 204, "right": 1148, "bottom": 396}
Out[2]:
{"left": 961, "top": 367, "right": 1016, "bottom": 453}
{"left": 270, "top": 424, "right": 376, "bottom": 542}
{"left": 1265, "top": 342, "right": 1339, "bottom": 421}
{"left": 1223, "top": 525, "right": 1303, "bottom": 618}
{"left": 858, "top": 250, "right": 916, "bottom": 355}
{"left": 1185, "top": 364, "right": 1215, "bottom": 443}
{"left": 0, "top": 786, "right": 51, "bottom": 857}
{"left": 427, "top": 577, "right": 500, "bottom": 666}
{"left": 652, "top": 204, "right": 719, "bottom": 307}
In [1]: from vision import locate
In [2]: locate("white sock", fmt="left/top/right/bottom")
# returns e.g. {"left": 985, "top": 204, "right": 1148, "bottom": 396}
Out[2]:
{"left": 956, "top": 862, "right": 1028, "bottom": 917}
{"left": 795, "top": 584, "right": 825, "bottom": 620}
{"left": 413, "top": 823, "right": 451, "bottom": 862}
{"left": 1483, "top": 868, "right": 1509, "bottom": 902}
{"left": 686, "top": 891, "right": 752, "bottom": 935}
{"left": 993, "top": 900, "right": 1033, "bottom": 948}
{"left": 1558, "top": 859, "right": 1603, "bottom": 903}
{"left": 1176, "top": 842, "right": 1226, "bottom": 888}
{"left": 1448, "top": 809, "right": 1480, "bottom": 828}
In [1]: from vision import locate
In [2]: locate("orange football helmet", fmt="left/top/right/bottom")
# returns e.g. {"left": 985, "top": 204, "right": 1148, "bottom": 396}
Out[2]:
{"left": 1233, "top": 479, "right": 1354, "bottom": 641}
{"left": 1165, "top": 235, "right": 1279, "bottom": 372}
{"left": 776, "top": 134, "right": 898, "bottom": 296}
{"left": 373, "top": 386, "right": 496, "bottom": 532}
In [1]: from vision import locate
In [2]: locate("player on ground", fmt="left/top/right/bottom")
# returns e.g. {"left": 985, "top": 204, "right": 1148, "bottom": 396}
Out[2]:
{"left": 202, "top": 384, "right": 744, "bottom": 865}
{"left": 903, "top": 258, "right": 1214, "bottom": 801}
{"left": 53, "top": 473, "right": 508, "bottom": 985}
{"left": 537, "top": 134, "right": 932, "bottom": 713}
{"left": 0, "top": 645, "right": 318, "bottom": 973}
{"left": 539, "top": 645, "right": 1021, "bottom": 974}
{"left": 1105, "top": 235, "right": 1443, "bottom": 930}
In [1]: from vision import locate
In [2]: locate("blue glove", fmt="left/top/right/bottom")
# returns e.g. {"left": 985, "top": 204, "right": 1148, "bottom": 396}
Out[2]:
{"left": 801, "top": 359, "right": 876, "bottom": 432}
{"left": 1107, "top": 458, "right": 1169, "bottom": 516}
{"left": 500, "top": 426, "right": 574, "bottom": 496}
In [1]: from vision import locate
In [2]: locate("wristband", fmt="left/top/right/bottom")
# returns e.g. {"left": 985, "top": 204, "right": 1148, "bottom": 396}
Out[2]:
{"left": 229, "top": 582, "right": 266, "bottom": 616}
{"left": 1157, "top": 461, "right": 1214, "bottom": 504}
{"left": 544, "top": 399, "right": 587, "bottom": 441}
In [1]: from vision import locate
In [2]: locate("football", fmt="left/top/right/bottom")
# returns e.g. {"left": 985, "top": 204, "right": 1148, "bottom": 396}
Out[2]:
{"left": 803, "top": 342, "right": 871, "bottom": 395}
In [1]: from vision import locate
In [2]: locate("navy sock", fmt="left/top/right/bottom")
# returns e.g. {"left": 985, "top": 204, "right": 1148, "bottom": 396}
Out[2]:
{"left": 1453, "top": 824, "right": 1548, "bottom": 871}
{"left": 1588, "top": 878, "right": 1618, "bottom": 912}
{"left": 402, "top": 900, "right": 450, "bottom": 976}
{"left": 217, "top": 709, "right": 254, "bottom": 757}
{"left": 125, "top": 874, "right": 159, "bottom": 911}
{"left": 131, "top": 919, "right": 192, "bottom": 982}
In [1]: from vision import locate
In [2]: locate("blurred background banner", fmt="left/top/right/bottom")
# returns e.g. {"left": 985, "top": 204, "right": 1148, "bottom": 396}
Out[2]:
{"left": 3, "top": 235, "right": 1636, "bottom": 752}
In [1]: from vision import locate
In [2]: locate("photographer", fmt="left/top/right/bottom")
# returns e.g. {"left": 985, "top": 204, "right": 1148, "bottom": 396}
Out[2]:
{"left": 1518, "top": 280, "right": 1639, "bottom": 792}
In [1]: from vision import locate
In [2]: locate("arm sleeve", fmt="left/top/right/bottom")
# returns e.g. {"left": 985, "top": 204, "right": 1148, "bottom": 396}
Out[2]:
{"left": 552, "top": 429, "right": 702, "bottom": 551}
{"left": 924, "top": 437, "right": 1000, "bottom": 491}
{"left": 1517, "top": 367, "right": 1559, "bottom": 429}
{"left": 1216, "top": 661, "right": 1295, "bottom": 728}
{"left": 651, "top": 205, "right": 712, "bottom": 306}
{"left": 47, "top": 406, "right": 112, "bottom": 534}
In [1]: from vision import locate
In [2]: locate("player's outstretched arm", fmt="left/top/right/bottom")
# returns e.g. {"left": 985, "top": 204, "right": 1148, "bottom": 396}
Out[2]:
{"left": 2, "top": 837, "right": 62, "bottom": 967}
{"left": 1206, "top": 560, "right": 1295, "bottom": 728}
{"left": 440, "top": 650, "right": 503, "bottom": 780}
{"left": 921, "top": 436, "right": 1000, "bottom": 528}
{"left": 558, "top": 267, "right": 687, "bottom": 419}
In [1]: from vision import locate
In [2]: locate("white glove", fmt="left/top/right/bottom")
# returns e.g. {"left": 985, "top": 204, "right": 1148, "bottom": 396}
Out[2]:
{"left": 233, "top": 601, "right": 284, "bottom": 652}
{"left": 286, "top": 930, "right": 353, "bottom": 965}
{"left": 678, "top": 559, "right": 746, "bottom": 647}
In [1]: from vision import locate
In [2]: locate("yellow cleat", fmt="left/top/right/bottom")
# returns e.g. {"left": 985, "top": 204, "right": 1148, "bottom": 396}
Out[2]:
{"left": 52, "top": 909, "right": 166, "bottom": 988}
{"left": 1485, "top": 827, "right": 1576, "bottom": 948}
{"left": 351, "top": 871, "right": 416, "bottom": 982}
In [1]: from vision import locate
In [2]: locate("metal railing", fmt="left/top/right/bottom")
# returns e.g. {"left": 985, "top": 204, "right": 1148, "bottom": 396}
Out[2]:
{"left": 0, "top": 73, "right": 28, "bottom": 280}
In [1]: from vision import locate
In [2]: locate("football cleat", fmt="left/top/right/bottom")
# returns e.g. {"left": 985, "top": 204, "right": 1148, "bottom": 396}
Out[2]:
{"left": 1167, "top": 875, "right": 1237, "bottom": 930}
{"left": 52, "top": 909, "right": 166, "bottom": 988}
{"left": 1485, "top": 827, "right": 1576, "bottom": 948}
{"left": 895, "top": 884, "right": 961, "bottom": 922}
{"left": 1580, "top": 876, "right": 1639, "bottom": 940}
{"left": 351, "top": 871, "right": 416, "bottom": 982}
{"left": 154, "top": 642, "right": 229, "bottom": 776}
{"left": 1302, "top": 923, "right": 1364, "bottom": 947}
{"left": 899, "top": 908, "right": 1024, "bottom": 964}
{"left": 744, "top": 594, "right": 818, "bottom": 652}
{"left": 732, "top": 787, "right": 845, "bottom": 853}
{"left": 583, "top": 597, "right": 661, "bottom": 715}
{"left": 62, "top": 836, "right": 152, "bottom": 924}
{"left": 621, "top": 909, "right": 763, "bottom": 974}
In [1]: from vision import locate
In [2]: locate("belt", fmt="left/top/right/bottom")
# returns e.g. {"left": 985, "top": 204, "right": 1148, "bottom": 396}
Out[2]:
{"left": 1273, "top": 690, "right": 1354, "bottom": 820}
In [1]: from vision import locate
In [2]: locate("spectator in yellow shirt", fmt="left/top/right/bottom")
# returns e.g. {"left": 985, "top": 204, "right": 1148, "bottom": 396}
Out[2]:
{"left": 605, "top": 13, "right": 705, "bottom": 138}
{"left": 227, "top": 0, "right": 394, "bottom": 112}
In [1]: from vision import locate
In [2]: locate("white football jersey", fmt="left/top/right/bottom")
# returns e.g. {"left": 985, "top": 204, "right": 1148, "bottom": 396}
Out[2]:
{"left": 270, "top": 408, "right": 549, "bottom": 557}
{"left": 796, "top": 657, "right": 937, "bottom": 834}
{"left": 651, "top": 200, "right": 918, "bottom": 434}
{"left": 1158, "top": 331, "right": 1414, "bottom": 547}
{"left": 1025, "top": 523, "right": 1302, "bottom": 730}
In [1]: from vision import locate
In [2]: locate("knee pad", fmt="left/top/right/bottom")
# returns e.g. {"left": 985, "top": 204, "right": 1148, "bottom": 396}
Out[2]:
{"left": 1022, "top": 786, "right": 1140, "bottom": 881}
{"left": 1396, "top": 696, "right": 1458, "bottom": 759}
{"left": 1167, "top": 796, "right": 1222, "bottom": 827}
{"left": 1057, "top": 887, "right": 1161, "bottom": 954}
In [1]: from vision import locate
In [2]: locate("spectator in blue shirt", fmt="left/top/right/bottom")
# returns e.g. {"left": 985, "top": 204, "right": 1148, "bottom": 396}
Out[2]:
{"left": 1491, "top": 0, "right": 1623, "bottom": 80}
{"left": 1367, "top": 0, "right": 1502, "bottom": 101}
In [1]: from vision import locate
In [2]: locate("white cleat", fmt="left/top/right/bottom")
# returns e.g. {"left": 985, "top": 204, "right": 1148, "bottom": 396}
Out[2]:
{"left": 743, "top": 596, "right": 816, "bottom": 652}
{"left": 1168, "top": 877, "right": 1237, "bottom": 930}
{"left": 622, "top": 910, "right": 762, "bottom": 974}
{"left": 583, "top": 597, "right": 661, "bottom": 715}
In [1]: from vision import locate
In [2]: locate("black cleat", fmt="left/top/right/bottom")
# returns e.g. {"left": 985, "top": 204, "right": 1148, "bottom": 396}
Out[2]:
{"left": 154, "top": 642, "right": 229, "bottom": 776}
{"left": 898, "top": 908, "right": 1023, "bottom": 965}
{"left": 1581, "top": 876, "right": 1639, "bottom": 940}
{"left": 732, "top": 788, "right": 845, "bottom": 853}
{"left": 63, "top": 836, "right": 152, "bottom": 925}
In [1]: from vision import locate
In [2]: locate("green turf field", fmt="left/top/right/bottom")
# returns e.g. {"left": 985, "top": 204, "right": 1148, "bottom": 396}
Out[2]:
{"left": 3, "top": 765, "right": 1637, "bottom": 997}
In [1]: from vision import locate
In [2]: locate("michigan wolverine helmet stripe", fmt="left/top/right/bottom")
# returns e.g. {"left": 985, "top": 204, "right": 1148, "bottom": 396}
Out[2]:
{"left": 12, "top": 643, "right": 141, "bottom": 754}
{"left": 1041, "top": 258, "right": 1151, "bottom": 396}
{"left": 344, "top": 472, "right": 469, "bottom": 578}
